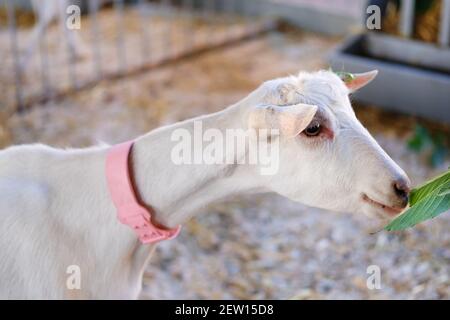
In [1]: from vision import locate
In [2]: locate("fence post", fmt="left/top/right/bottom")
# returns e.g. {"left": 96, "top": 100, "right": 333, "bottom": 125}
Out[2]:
{"left": 114, "top": 0, "right": 127, "bottom": 72}
{"left": 137, "top": 0, "right": 151, "bottom": 64}
{"left": 39, "top": 14, "right": 51, "bottom": 101}
{"left": 182, "top": 0, "right": 195, "bottom": 51}
{"left": 440, "top": 0, "right": 450, "bottom": 46}
{"left": 59, "top": 0, "right": 78, "bottom": 90}
{"left": 89, "top": 0, "right": 103, "bottom": 80}
{"left": 6, "top": 0, "right": 24, "bottom": 112}
{"left": 399, "top": 0, "right": 415, "bottom": 38}
{"left": 161, "top": 0, "right": 174, "bottom": 58}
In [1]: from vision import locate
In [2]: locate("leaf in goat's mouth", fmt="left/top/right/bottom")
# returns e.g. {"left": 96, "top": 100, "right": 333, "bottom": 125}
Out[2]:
{"left": 384, "top": 169, "right": 450, "bottom": 231}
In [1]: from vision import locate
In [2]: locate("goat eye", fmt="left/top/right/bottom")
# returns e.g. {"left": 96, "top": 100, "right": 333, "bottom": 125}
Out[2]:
{"left": 304, "top": 122, "right": 321, "bottom": 137}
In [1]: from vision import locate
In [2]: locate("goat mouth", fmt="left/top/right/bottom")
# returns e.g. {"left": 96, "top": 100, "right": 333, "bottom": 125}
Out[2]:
{"left": 362, "top": 193, "right": 404, "bottom": 216}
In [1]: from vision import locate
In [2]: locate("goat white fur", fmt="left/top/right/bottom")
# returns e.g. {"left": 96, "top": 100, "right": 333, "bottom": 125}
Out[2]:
{"left": 0, "top": 70, "right": 410, "bottom": 299}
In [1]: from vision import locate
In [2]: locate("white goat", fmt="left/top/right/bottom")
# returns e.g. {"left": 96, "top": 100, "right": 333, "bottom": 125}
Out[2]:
{"left": 0, "top": 70, "right": 411, "bottom": 299}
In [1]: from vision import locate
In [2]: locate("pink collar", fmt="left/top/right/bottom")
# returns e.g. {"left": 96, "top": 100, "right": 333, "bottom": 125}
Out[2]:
{"left": 105, "top": 141, "right": 181, "bottom": 244}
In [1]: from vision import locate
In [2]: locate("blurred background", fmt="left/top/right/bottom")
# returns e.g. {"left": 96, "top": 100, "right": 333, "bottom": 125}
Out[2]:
{"left": 0, "top": 0, "right": 449, "bottom": 299}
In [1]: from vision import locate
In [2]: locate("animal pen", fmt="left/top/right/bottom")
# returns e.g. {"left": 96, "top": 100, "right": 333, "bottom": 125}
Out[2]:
{"left": 0, "top": 0, "right": 273, "bottom": 112}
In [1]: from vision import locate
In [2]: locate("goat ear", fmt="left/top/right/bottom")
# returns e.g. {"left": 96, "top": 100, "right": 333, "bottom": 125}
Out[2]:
{"left": 342, "top": 70, "right": 378, "bottom": 93}
{"left": 249, "top": 103, "right": 318, "bottom": 138}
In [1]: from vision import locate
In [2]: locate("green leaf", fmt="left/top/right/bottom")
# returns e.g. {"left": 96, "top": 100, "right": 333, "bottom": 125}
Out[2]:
{"left": 437, "top": 180, "right": 450, "bottom": 196}
{"left": 385, "top": 169, "right": 450, "bottom": 231}
{"left": 385, "top": 193, "right": 450, "bottom": 231}
{"left": 409, "top": 170, "right": 450, "bottom": 205}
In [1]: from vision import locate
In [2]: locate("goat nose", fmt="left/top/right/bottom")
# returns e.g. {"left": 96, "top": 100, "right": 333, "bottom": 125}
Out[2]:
{"left": 393, "top": 177, "right": 411, "bottom": 207}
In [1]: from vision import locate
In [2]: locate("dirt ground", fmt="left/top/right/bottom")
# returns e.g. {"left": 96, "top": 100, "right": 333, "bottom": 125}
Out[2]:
{"left": 1, "top": 25, "right": 449, "bottom": 299}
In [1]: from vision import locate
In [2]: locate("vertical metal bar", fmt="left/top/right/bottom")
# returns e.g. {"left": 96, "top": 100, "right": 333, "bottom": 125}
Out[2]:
{"left": 440, "top": 0, "right": 450, "bottom": 46}
{"left": 245, "top": 0, "right": 254, "bottom": 17}
{"left": 225, "top": 0, "right": 237, "bottom": 41}
{"left": 225, "top": 0, "right": 236, "bottom": 16}
{"left": 203, "top": 0, "right": 214, "bottom": 20}
{"left": 137, "top": 0, "right": 151, "bottom": 64}
{"left": 6, "top": 0, "right": 24, "bottom": 112}
{"left": 203, "top": 0, "right": 215, "bottom": 45}
{"left": 182, "top": 0, "right": 194, "bottom": 14}
{"left": 89, "top": 0, "right": 103, "bottom": 80}
{"left": 161, "top": 0, "right": 173, "bottom": 58}
{"left": 251, "top": 0, "right": 263, "bottom": 33}
{"left": 245, "top": 0, "right": 258, "bottom": 33}
{"left": 114, "top": 0, "right": 127, "bottom": 72}
{"left": 253, "top": 0, "right": 263, "bottom": 18}
{"left": 182, "top": 0, "right": 194, "bottom": 51}
{"left": 400, "top": 0, "right": 415, "bottom": 38}
{"left": 173, "top": 0, "right": 183, "bottom": 56}
{"left": 59, "top": 0, "right": 78, "bottom": 90}
{"left": 39, "top": 14, "right": 51, "bottom": 100}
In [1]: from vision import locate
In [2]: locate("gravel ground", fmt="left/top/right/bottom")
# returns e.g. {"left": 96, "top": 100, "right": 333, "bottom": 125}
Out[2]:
{"left": 1, "top": 28, "right": 449, "bottom": 299}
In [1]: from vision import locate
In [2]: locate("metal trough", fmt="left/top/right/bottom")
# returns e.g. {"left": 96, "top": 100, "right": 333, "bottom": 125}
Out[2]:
{"left": 329, "top": 33, "right": 450, "bottom": 124}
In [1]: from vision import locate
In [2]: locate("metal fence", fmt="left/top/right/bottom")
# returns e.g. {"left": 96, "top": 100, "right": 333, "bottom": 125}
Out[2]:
{"left": 398, "top": 0, "right": 450, "bottom": 46}
{"left": 1, "top": 0, "right": 273, "bottom": 112}
{"left": 6, "top": 0, "right": 448, "bottom": 113}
